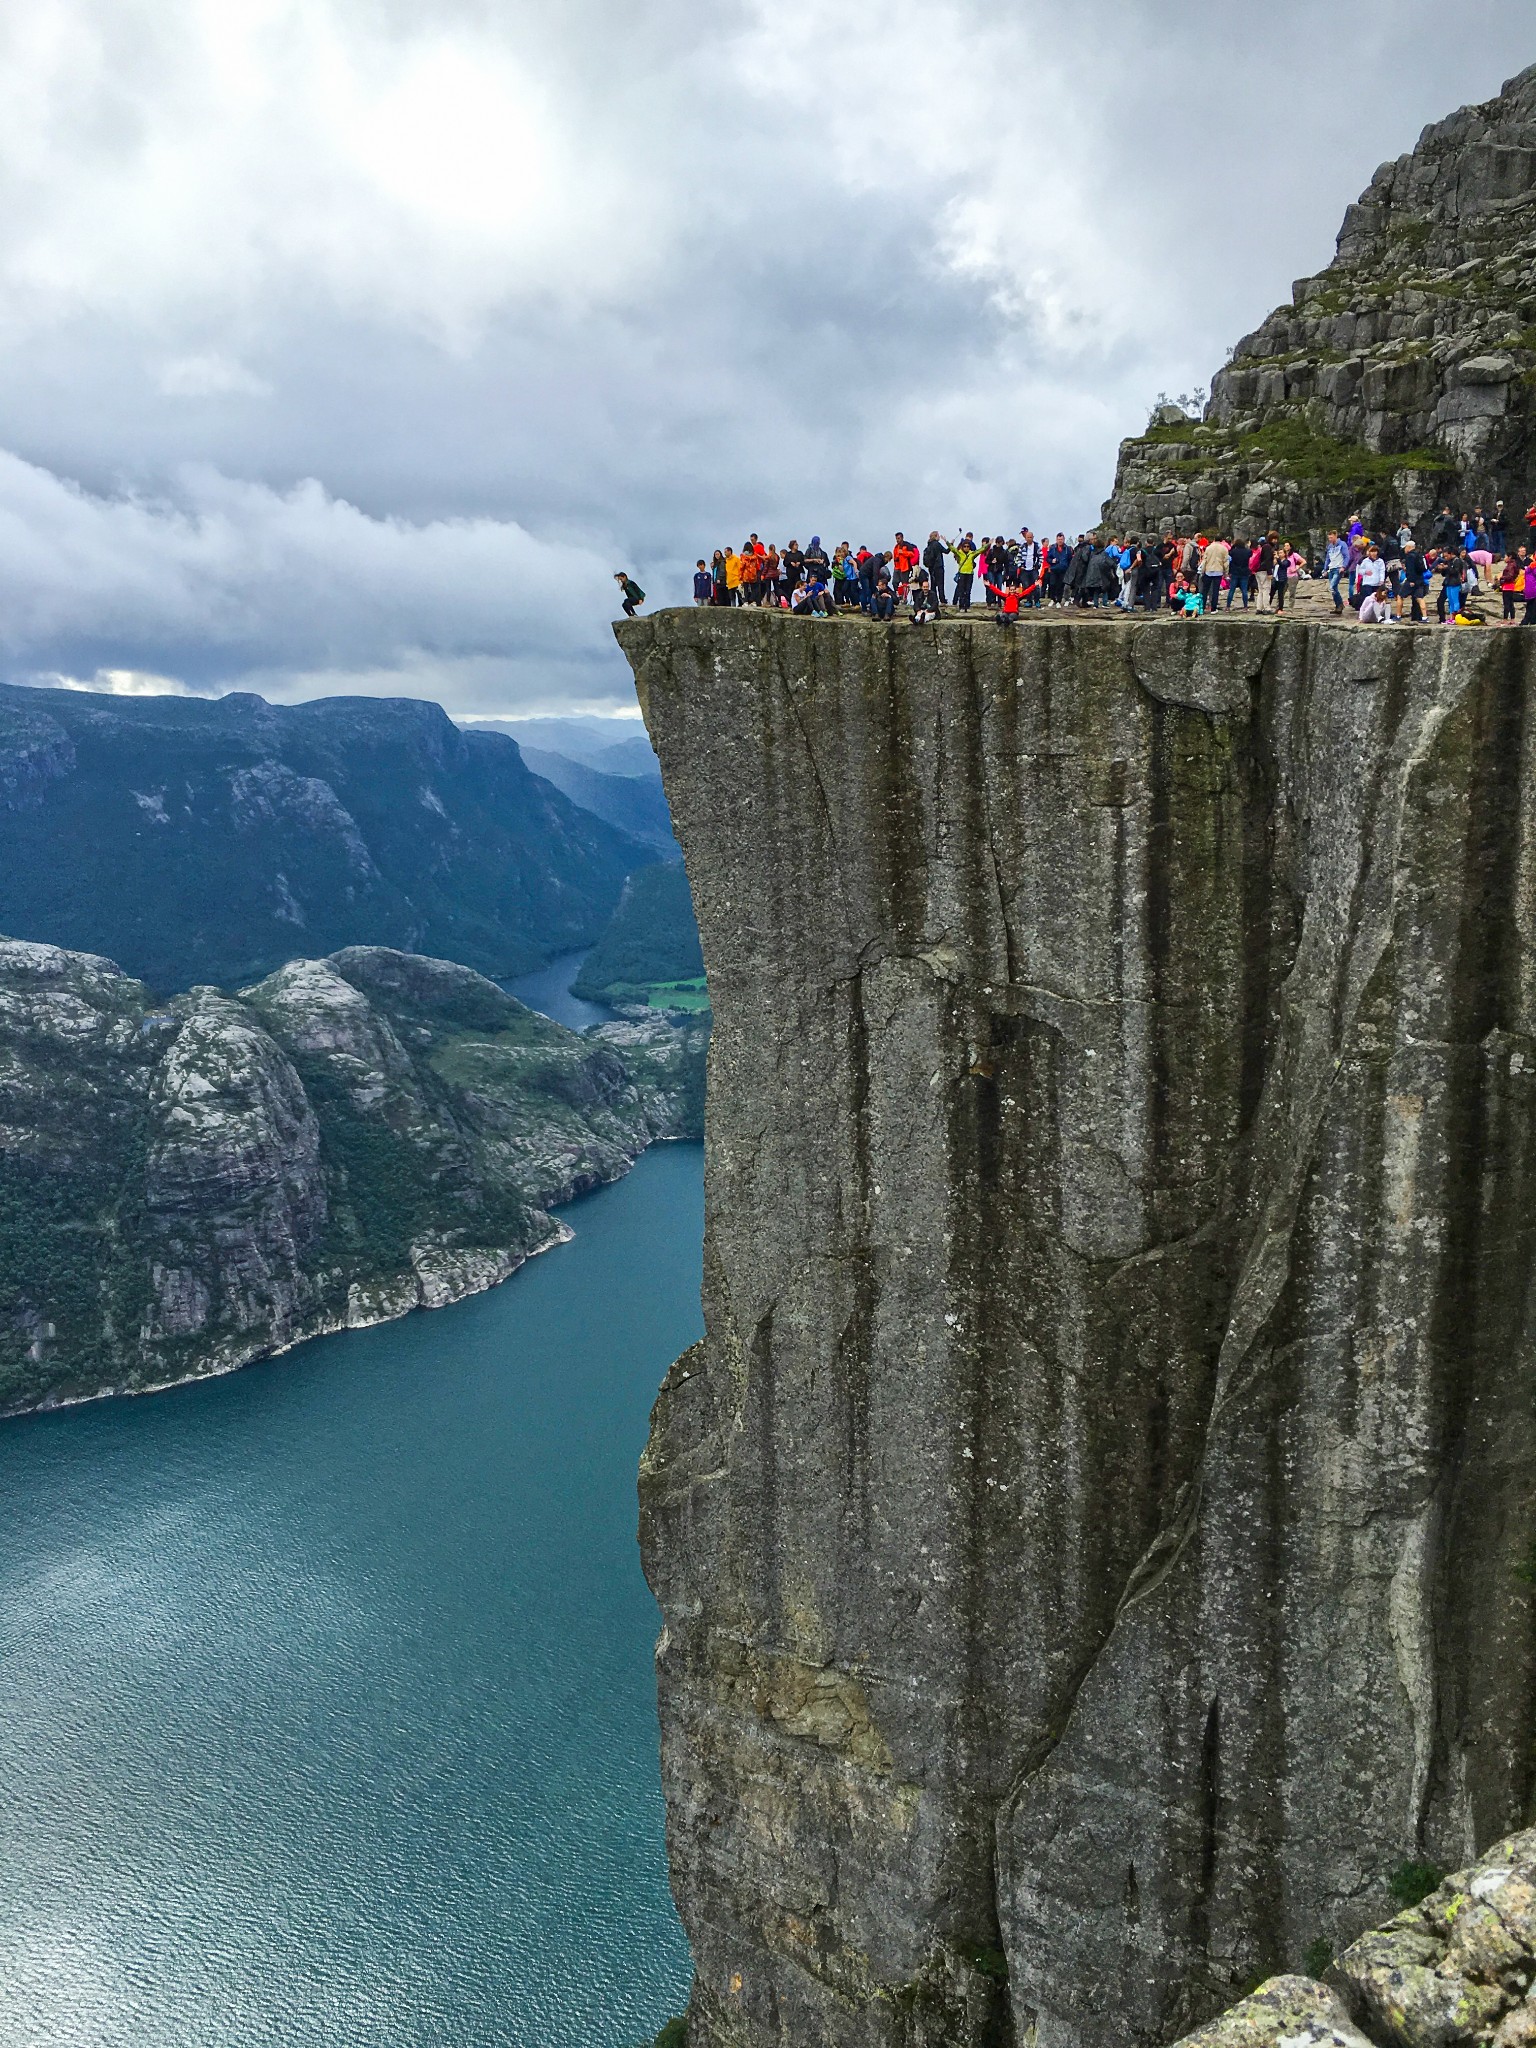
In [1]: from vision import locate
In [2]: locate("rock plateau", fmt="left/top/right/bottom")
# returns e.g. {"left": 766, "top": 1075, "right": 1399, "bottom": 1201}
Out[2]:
{"left": 620, "top": 608, "right": 1536, "bottom": 2048}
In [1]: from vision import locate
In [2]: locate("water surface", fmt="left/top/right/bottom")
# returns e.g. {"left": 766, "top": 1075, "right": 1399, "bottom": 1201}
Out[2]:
{"left": 506, "top": 948, "right": 610, "bottom": 1033}
{"left": 0, "top": 1144, "right": 701, "bottom": 2048}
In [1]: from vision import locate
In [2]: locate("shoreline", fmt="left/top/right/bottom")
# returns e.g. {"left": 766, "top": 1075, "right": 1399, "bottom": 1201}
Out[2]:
{"left": 1, "top": 1142, "right": 684, "bottom": 1425}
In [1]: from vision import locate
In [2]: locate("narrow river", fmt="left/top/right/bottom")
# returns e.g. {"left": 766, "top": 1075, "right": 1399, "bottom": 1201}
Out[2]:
{"left": 0, "top": 1050, "right": 699, "bottom": 2044}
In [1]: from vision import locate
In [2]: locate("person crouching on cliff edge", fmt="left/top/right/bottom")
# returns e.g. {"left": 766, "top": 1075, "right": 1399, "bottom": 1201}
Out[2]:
{"left": 614, "top": 570, "right": 646, "bottom": 617}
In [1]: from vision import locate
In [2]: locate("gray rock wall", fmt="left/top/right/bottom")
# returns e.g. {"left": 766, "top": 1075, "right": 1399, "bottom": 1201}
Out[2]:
{"left": 618, "top": 610, "right": 1536, "bottom": 2048}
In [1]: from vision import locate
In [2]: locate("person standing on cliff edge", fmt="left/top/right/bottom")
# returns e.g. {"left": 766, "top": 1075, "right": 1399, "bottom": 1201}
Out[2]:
{"left": 922, "top": 532, "right": 950, "bottom": 604}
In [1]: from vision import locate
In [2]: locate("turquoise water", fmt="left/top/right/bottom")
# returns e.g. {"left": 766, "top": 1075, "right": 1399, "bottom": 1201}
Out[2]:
{"left": 0, "top": 1143, "right": 701, "bottom": 2048}
{"left": 502, "top": 949, "right": 610, "bottom": 1033}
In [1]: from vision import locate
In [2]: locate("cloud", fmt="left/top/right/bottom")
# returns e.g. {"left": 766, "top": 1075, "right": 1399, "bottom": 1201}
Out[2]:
{"left": 157, "top": 354, "right": 272, "bottom": 399}
{"left": 0, "top": 453, "right": 622, "bottom": 714}
{"left": 0, "top": 2, "right": 1523, "bottom": 713}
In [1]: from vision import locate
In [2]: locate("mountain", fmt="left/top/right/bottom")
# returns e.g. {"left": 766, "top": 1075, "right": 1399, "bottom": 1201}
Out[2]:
{"left": 517, "top": 745, "right": 679, "bottom": 854}
{"left": 572, "top": 860, "right": 704, "bottom": 1005}
{"left": 1169, "top": 1828, "right": 1536, "bottom": 2048}
{"left": 0, "top": 684, "right": 645, "bottom": 994}
{"left": 467, "top": 715, "right": 661, "bottom": 778}
{"left": 0, "top": 937, "right": 706, "bottom": 1415}
{"left": 1104, "top": 63, "right": 1536, "bottom": 541}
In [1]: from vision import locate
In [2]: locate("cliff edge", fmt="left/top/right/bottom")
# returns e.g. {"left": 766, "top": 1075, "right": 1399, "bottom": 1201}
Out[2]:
{"left": 618, "top": 609, "right": 1536, "bottom": 2048}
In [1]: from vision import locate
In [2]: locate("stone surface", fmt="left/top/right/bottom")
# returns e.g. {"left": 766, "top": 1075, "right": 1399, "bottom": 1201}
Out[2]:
{"left": 619, "top": 608, "right": 1536, "bottom": 2048}
{"left": 1170, "top": 1976, "right": 1372, "bottom": 2048}
{"left": 1165, "top": 1833, "right": 1536, "bottom": 2048}
{"left": 0, "top": 938, "right": 705, "bottom": 1412}
{"left": 1103, "top": 65, "right": 1536, "bottom": 542}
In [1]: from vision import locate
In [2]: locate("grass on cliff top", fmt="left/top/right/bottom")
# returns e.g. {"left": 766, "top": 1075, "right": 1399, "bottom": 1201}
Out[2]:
{"left": 1138, "top": 412, "right": 1451, "bottom": 492}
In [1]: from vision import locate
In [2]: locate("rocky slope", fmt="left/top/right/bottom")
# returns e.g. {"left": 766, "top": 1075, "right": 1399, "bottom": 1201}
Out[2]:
{"left": 1172, "top": 1828, "right": 1536, "bottom": 2048}
{"left": 0, "top": 938, "right": 705, "bottom": 1415}
{"left": 0, "top": 683, "right": 645, "bottom": 993}
{"left": 1104, "top": 64, "right": 1536, "bottom": 542}
{"left": 618, "top": 609, "right": 1536, "bottom": 2048}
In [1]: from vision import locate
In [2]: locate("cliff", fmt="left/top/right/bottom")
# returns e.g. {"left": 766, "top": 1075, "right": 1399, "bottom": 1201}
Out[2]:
{"left": 618, "top": 609, "right": 1536, "bottom": 2048}
{"left": 0, "top": 683, "right": 645, "bottom": 992}
{"left": 0, "top": 938, "right": 704, "bottom": 1414}
{"left": 1104, "top": 65, "right": 1536, "bottom": 542}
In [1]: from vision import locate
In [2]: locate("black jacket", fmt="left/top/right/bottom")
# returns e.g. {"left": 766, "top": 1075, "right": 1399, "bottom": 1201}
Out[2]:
{"left": 1084, "top": 549, "right": 1118, "bottom": 595}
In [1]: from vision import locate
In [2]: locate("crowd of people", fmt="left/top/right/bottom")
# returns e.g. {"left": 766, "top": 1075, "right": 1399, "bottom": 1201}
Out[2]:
{"left": 681, "top": 501, "right": 1536, "bottom": 627}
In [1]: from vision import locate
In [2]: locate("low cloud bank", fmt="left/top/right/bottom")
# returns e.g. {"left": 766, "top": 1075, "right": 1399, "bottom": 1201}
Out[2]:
{"left": 0, "top": 451, "right": 631, "bottom": 714}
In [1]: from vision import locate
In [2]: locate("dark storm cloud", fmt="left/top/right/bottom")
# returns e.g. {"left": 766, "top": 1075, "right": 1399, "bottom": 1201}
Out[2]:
{"left": 0, "top": 1, "right": 1526, "bottom": 712}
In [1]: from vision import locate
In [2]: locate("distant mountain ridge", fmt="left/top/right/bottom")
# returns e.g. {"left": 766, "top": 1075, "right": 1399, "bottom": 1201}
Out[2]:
{"left": 0, "top": 684, "right": 645, "bottom": 994}
{"left": 466, "top": 716, "right": 661, "bottom": 778}
{"left": 517, "top": 745, "right": 679, "bottom": 855}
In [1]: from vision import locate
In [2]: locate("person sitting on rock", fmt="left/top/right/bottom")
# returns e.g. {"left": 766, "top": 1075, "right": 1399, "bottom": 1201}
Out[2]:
{"left": 615, "top": 571, "right": 646, "bottom": 617}
{"left": 1359, "top": 586, "right": 1394, "bottom": 625}
{"left": 908, "top": 570, "right": 940, "bottom": 625}
{"left": 869, "top": 572, "right": 896, "bottom": 621}
{"left": 1501, "top": 549, "right": 1527, "bottom": 622}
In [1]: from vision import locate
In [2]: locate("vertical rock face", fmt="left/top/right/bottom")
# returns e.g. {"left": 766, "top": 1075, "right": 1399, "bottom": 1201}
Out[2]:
{"left": 617, "top": 611, "right": 1536, "bottom": 2048}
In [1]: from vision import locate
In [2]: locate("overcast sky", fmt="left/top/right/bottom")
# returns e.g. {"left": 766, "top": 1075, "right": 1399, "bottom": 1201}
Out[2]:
{"left": 0, "top": 3, "right": 1526, "bottom": 718}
